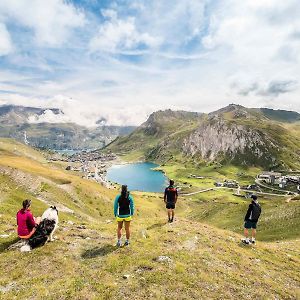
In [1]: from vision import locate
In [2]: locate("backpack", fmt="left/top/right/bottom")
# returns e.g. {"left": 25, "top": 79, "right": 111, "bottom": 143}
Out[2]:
{"left": 251, "top": 202, "right": 261, "bottom": 221}
{"left": 118, "top": 193, "right": 131, "bottom": 215}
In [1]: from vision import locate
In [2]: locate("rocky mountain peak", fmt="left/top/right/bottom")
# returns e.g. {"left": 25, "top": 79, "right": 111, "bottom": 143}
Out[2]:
{"left": 182, "top": 118, "right": 279, "bottom": 167}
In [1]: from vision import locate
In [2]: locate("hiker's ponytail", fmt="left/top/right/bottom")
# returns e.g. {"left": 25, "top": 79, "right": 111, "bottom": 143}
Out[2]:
{"left": 120, "top": 185, "right": 129, "bottom": 200}
{"left": 22, "top": 199, "right": 31, "bottom": 210}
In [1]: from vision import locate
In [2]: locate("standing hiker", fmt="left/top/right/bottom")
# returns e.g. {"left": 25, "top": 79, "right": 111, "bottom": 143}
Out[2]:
{"left": 242, "top": 194, "right": 262, "bottom": 244}
{"left": 114, "top": 185, "right": 135, "bottom": 247}
{"left": 164, "top": 179, "right": 178, "bottom": 223}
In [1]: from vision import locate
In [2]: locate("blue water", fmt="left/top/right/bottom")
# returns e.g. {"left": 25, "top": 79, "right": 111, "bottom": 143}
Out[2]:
{"left": 106, "top": 162, "right": 168, "bottom": 193}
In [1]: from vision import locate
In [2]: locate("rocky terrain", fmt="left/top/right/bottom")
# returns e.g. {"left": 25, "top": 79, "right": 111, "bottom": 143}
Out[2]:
{"left": 182, "top": 116, "right": 279, "bottom": 166}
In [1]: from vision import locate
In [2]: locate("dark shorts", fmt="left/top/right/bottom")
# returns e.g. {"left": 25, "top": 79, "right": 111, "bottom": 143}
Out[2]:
{"left": 166, "top": 203, "right": 175, "bottom": 209}
{"left": 244, "top": 220, "right": 257, "bottom": 229}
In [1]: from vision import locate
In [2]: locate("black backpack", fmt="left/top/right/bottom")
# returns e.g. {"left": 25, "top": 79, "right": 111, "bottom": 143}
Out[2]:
{"left": 251, "top": 202, "right": 261, "bottom": 220}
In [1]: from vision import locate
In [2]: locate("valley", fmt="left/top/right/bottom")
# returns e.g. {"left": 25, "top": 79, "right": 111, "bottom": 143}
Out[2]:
{"left": 0, "top": 104, "right": 300, "bottom": 299}
{"left": 0, "top": 105, "right": 136, "bottom": 150}
{"left": 0, "top": 137, "right": 299, "bottom": 299}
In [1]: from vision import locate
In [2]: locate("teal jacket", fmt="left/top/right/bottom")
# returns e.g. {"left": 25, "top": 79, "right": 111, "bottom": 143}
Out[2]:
{"left": 114, "top": 194, "right": 135, "bottom": 218}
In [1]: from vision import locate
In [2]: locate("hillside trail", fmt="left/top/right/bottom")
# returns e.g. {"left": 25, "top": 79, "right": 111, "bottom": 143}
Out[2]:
{"left": 2, "top": 211, "right": 299, "bottom": 299}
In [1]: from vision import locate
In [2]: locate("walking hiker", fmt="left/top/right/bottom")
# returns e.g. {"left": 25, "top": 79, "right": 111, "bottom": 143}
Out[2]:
{"left": 17, "top": 199, "right": 41, "bottom": 239}
{"left": 242, "top": 194, "right": 262, "bottom": 244}
{"left": 164, "top": 179, "right": 178, "bottom": 223}
{"left": 114, "top": 185, "right": 135, "bottom": 247}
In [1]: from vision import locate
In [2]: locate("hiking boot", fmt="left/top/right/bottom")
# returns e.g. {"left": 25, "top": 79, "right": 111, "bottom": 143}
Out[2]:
{"left": 251, "top": 239, "right": 256, "bottom": 244}
{"left": 116, "top": 240, "right": 122, "bottom": 247}
{"left": 170, "top": 218, "right": 174, "bottom": 223}
{"left": 124, "top": 240, "right": 130, "bottom": 246}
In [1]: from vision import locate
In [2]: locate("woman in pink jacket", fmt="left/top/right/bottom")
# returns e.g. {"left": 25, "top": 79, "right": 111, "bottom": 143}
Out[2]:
{"left": 16, "top": 199, "right": 41, "bottom": 238}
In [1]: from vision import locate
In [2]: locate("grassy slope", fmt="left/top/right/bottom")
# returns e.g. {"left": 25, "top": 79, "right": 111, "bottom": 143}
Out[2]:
{"left": 0, "top": 139, "right": 299, "bottom": 299}
{"left": 107, "top": 109, "right": 300, "bottom": 171}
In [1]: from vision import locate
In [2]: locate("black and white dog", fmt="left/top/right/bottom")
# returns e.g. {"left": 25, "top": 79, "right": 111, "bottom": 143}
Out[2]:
{"left": 21, "top": 206, "right": 59, "bottom": 252}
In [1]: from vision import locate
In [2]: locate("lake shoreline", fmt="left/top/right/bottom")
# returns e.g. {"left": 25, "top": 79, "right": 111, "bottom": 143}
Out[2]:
{"left": 106, "top": 161, "right": 168, "bottom": 193}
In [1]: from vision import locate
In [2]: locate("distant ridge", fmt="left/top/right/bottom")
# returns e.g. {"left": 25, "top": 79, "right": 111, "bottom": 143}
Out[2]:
{"left": 106, "top": 104, "right": 300, "bottom": 170}
{"left": 0, "top": 104, "right": 136, "bottom": 150}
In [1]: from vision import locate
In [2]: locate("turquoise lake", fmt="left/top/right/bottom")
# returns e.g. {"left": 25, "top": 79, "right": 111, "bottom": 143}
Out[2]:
{"left": 106, "top": 162, "right": 168, "bottom": 193}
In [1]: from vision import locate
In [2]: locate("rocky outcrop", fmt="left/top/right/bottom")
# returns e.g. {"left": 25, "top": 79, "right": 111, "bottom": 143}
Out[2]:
{"left": 182, "top": 117, "right": 279, "bottom": 165}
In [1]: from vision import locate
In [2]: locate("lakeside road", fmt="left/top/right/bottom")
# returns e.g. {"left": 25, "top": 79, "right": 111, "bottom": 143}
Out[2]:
{"left": 255, "top": 178, "right": 295, "bottom": 194}
{"left": 180, "top": 186, "right": 291, "bottom": 197}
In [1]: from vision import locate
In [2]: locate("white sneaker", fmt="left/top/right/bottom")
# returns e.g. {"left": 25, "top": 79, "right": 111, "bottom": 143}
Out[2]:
{"left": 116, "top": 240, "right": 122, "bottom": 247}
{"left": 241, "top": 238, "right": 250, "bottom": 245}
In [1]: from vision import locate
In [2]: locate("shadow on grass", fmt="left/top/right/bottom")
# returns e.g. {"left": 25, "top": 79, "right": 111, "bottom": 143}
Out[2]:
{"left": 81, "top": 244, "right": 116, "bottom": 259}
{"left": 0, "top": 237, "right": 20, "bottom": 253}
{"left": 147, "top": 222, "right": 166, "bottom": 230}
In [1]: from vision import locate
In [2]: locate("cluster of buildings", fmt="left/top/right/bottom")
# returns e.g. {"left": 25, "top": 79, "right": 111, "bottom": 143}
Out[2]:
{"left": 66, "top": 151, "right": 116, "bottom": 163}
{"left": 258, "top": 171, "right": 300, "bottom": 192}
{"left": 53, "top": 150, "right": 117, "bottom": 187}
{"left": 214, "top": 180, "right": 239, "bottom": 188}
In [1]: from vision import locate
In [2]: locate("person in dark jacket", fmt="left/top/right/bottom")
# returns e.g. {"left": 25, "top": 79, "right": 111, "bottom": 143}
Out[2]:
{"left": 113, "top": 185, "right": 135, "bottom": 247}
{"left": 242, "top": 194, "right": 262, "bottom": 244}
{"left": 164, "top": 179, "right": 178, "bottom": 223}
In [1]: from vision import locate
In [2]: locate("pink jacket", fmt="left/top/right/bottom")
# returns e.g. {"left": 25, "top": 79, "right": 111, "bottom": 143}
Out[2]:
{"left": 16, "top": 209, "right": 36, "bottom": 236}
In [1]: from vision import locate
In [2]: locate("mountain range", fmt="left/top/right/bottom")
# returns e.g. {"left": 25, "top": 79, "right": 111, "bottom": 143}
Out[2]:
{"left": 0, "top": 105, "right": 136, "bottom": 150}
{"left": 106, "top": 104, "right": 300, "bottom": 170}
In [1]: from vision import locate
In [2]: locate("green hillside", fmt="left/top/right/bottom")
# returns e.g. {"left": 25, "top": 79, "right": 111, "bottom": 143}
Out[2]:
{"left": 259, "top": 108, "right": 300, "bottom": 123}
{"left": 106, "top": 105, "right": 300, "bottom": 170}
{"left": 108, "top": 110, "right": 203, "bottom": 161}
{"left": 0, "top": 139, "right": 299, "bottom": 299}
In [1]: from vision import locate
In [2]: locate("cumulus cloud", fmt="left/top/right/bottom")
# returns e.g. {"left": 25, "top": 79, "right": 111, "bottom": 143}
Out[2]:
{"left": 0, "top": 0, "right": 85, "bottom": 46}
{"left": 89, "top": 9, "right": 161, "bottom": 53}
{"left": 0, "top": 23, "right": 13, "bottom": 55}
{"left": 0, "top": 0, "right": 300, "bottom": 126}
{"left": 0, "top": 94, "right": 163, "bottom": 126}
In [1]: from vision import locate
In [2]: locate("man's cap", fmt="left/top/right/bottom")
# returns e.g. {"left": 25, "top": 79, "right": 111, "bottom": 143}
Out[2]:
{"left": 251, "top": 194, "right": 258, "bottom": 200}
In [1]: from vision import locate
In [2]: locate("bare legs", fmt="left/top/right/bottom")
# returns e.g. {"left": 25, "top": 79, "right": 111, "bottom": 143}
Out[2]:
{"left": 124, "top": 221, "right": 130, "bottom": 240}
{"left": 244, "top": 228, "right": 256, "bottom": 239}
{"left": 243, "top": 227, "right": 257, "bottom": 245}
{"left": 117, "top": 221, "right": 123, "bottom": 240}
{"left": 167, "top": 209, "right": 175, "bottom": 222}
{"left": 167, "top": 209, "right": 171, "bottom": 221}
{"left": 117, "top": 221, "right": 131, "bottom": 242}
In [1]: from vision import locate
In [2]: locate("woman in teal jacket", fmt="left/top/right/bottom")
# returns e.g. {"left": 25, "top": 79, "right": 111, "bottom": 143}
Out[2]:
{"left": 114, "top": 185, "right": 135, "bottom": 247}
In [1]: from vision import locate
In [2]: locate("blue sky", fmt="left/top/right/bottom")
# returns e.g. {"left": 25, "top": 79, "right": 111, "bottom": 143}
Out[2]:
{"left": 0, "top": 0, "right": 299, "bottom": 126}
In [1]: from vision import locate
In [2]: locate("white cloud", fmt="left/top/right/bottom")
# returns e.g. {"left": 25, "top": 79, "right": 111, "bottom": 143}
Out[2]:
{"left": 0, "top": 0, "right": 300, "bottom": 126}
{"left": 0, "top": 93, "right": 152, "bottom": 126}
{"left": 0, "top": 0, "right": 85, "bottom": 46}
{"left": 89, "top": 10, "right": 161, "bottom": 53}
{"left": 0, "top": 23, "right": 13, "bottom": 55}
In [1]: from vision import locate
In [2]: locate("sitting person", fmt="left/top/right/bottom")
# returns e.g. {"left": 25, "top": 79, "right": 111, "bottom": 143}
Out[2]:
{"left": 17, "top": 199, "right": 41, "bottom": 239}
